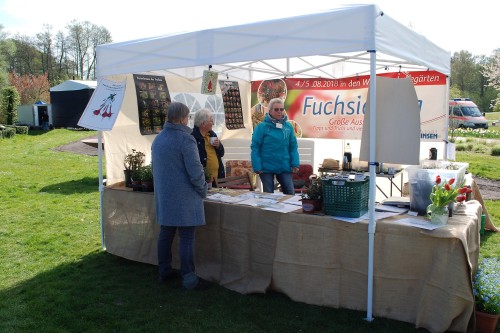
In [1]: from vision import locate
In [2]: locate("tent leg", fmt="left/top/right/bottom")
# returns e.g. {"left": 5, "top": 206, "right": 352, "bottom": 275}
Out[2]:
{"left": 98, "top": 130, "right": 106, "bottom": 250}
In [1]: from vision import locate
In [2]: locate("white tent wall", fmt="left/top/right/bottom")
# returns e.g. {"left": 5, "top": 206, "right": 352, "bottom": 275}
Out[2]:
{"left": 103, "top": 74, "right": 252, "bottom": 185}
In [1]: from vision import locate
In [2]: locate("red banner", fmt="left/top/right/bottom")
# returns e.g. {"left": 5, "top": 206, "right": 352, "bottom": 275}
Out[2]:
{"left": 250, "top": 71, "right": 447, "bottom": 141}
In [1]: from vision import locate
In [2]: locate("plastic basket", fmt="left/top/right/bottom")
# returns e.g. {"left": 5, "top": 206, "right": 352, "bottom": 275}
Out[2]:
{"left": 322, "top": 177, "right": 369, "bottom": 217}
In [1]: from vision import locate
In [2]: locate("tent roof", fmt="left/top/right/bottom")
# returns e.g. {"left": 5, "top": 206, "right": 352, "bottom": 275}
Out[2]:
{"left": 96, "top": 4, "right": 450, "bottom": 81}
{"left": 50, "top": 80, "right": 97, "bottom": 92}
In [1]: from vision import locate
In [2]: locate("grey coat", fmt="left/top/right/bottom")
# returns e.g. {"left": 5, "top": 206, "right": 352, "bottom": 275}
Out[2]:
{"left": 152, "top": 122, "right": 207, "bottom": 227}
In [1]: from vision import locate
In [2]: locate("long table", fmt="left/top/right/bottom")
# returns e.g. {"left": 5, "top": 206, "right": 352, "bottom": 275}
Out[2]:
{"left": 102, "top": 186, "right": 481, "bottom": 333}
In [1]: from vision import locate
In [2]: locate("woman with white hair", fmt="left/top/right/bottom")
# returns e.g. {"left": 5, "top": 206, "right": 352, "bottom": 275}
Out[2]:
{"left": 191, "top": 108, "right": 225, "bottom": 182}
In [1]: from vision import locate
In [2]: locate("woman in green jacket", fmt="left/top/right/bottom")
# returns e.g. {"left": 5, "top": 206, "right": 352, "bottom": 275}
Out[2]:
{"left": 251, "top": 98, "right": 300, "bottom": 194}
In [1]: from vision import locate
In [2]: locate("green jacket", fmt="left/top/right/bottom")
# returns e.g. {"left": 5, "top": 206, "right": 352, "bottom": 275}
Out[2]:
{"left": 251, "top": 113, "right": 299, "bottom": 173}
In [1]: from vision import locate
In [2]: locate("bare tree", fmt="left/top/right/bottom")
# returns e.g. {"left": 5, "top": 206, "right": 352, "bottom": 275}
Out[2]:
{"left": 87, "top": 25, "right": 112, "bottom": 79}
{"left": 35, "top": 24, "right": 54, "bottom": 82}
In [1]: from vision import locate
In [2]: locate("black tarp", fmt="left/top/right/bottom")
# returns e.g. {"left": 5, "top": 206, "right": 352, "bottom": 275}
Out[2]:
{"left": 49, "top": 81, "right": 96, "bottom": 128}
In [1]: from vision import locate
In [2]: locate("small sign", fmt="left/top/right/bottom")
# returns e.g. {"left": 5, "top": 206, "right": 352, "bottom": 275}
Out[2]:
{"left": 201, "top": 70, "right": 218, "bottom": 95}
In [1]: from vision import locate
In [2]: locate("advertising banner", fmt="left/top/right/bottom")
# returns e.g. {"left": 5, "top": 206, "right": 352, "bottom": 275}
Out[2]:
{"left": 78, "top": 79, "right": 126, "bottom": 131}
{"left": 250, "top": 71, "right": 447, "bottom": 142}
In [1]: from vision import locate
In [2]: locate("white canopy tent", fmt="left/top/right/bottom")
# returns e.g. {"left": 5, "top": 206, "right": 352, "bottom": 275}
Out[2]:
{"left": 96, "top": 4, "right": 450, "bottom": 321}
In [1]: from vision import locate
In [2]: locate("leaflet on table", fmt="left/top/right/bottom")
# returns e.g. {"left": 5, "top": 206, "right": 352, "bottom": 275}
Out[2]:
{"left": 330, "top": 210, "right": 405, "bottom": 223}
{"left": 206, "top": 192, "right": 254, "bottom": 203}
{"left": 375, "top": 204, "right": 408, "bottom": 214}
{"left": 396, "top": 217, "right": 444, "bottom": 230}
{"left": 262, "top": 203, "right": 302, "bottom": 213}
{"left": 280, "top": 195, "right": 303, "bottom": 206}
{"left": 237, "top": 197, "right": 277, "bottom": 207}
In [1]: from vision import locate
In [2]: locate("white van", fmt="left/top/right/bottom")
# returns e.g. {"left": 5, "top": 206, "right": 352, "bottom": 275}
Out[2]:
{"left": 449, "top": 98, "right": 488, "bottom": 129}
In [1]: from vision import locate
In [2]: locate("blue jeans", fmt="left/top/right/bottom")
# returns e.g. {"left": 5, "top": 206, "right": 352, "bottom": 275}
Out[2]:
{"left": 157, "top": 225, "right": 196, "bottom": 278}
{"left": 259, "top": 172, "right": 294, "bottom": 195}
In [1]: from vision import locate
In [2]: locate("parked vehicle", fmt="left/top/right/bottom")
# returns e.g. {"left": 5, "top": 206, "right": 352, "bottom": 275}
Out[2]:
{"left": 449, "top": 98, "right": 488, "bottom": 129}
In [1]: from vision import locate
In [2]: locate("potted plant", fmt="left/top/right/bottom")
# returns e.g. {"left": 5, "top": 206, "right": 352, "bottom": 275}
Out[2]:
{"left": 473, "top": 257, "right": 500, "bottom": 333}
{"left": 300, "top": 178, "right": 322, "bottom": 213}
{"left": 139, "top": 163, "right": 154, "bottom": 192}
{"left": 124, "top": 149, "right": 145, "bottom": 188}
{"left": 426, "top": 175, "right": 471, "bottom": 225}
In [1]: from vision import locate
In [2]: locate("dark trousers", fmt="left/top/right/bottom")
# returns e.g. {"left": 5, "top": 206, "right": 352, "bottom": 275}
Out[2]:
{"left": 157, "top": 225, "right": 196, "bottom": 278}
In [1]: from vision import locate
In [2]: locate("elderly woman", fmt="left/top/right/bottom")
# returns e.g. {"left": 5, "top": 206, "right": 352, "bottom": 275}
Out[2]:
{"left": 152, "top": 102, "right": 207, "bottom": 290}
{"left": 191, "top": 108, "right": 225, "bottom": 182}
{"left": 251, "top": 98, "right": 299, "bottom": 194}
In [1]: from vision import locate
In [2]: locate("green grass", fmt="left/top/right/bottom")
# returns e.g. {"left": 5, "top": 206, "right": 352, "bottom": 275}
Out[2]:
{"left": 0, "top": 129, "right": 498, "bottom": 333}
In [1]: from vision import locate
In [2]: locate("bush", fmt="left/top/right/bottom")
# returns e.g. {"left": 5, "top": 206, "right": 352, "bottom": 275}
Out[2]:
{"left": 14, "top": 125, "right": 28, "bottom": 134}
{"left": 5, "top": 125, "right": 28, "bottom": 135}
{"left": 1, "top": 127, "right": 16, "bottom": 138}
{"left": 492, "top": 145, "right": 500, "bottom": 156}
{"left": 0, "top": 86, "right": 20, "bottom": 125}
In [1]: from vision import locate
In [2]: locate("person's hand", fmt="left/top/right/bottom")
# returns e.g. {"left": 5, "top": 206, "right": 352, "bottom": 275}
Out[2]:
{"left": 255, "top": 170, "right": 263, "bottom": 175}
{"left": 212, "top": 138, "right": 220, "bottom": 148}
{"left": 292, "top": 167, "right": 299, "bottom": 174}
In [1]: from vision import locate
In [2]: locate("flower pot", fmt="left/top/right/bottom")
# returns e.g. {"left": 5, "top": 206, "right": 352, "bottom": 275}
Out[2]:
{"left": 302, "top": 199, "right": 321, "bottom": 214}
{"left": 141, "top": 181, "right": 154, "bottom": 192}
{"left": 475, "top": 310, "right": 500, "bottom": 333}
{"left": 124, "top": 170, "right": 132, "bottom": 187}
{"left": 131, "top": 180, "right": 142, "bottom": 191}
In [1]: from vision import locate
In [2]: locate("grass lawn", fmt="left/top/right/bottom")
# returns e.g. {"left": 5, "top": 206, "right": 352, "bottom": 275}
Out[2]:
{"left": 0, "top": 129, "right": 498, "bottom": 333}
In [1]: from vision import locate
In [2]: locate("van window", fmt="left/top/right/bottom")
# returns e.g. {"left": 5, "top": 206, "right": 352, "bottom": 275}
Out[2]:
{"left": 461, "top": 106, "right": 482, "bottom": 117}
{"left": 453, "top": 107, "right": 461, "bottom": 116}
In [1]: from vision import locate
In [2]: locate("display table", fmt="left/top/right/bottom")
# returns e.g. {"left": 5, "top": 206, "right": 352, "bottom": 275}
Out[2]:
{"left": 102, "top": 186, "right": 482, "bottom": 333}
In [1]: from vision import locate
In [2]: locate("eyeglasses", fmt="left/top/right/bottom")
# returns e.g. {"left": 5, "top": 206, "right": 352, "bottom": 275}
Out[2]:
{"left": 273, "top": 108, "right": 285, "bottom": 112}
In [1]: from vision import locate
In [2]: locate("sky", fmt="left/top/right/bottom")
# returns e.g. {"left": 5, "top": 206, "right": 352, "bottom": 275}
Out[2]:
{"left": 0, "top": 0, "right": 497, "bottom": 57}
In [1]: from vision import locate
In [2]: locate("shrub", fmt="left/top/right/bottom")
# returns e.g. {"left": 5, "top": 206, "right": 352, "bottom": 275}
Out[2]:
{"left": 1, "top": 127, "right": 16, "bottom": 138}
{"left": 491, "top": 145, "right": 500, "bottom": 156}
{"left": 0, "top": 86, "right": 20, "bottom": 125}
{"left": 5, "top": 125, "right": 28, "bottom": 135}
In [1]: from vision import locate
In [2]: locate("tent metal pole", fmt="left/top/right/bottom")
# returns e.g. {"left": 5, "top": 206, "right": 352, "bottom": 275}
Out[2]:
{"left": 365, "top": 50, "right": 377, "bottom": 322}
{"left": 98, "top": 130, "right": 106, "bottom": 250}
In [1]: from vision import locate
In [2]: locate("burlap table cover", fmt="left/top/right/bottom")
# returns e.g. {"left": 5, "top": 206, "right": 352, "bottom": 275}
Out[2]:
{"left": 103, "top": 186, "right": 481, "bottom": 333}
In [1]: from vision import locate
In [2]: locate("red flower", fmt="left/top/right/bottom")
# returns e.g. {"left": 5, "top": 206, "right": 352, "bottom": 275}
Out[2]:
{"left": 445, "top": 183, "right": 451, "bottom": 191}
{"left": 456, "top": 195, "right": 466, "bottom": 203}
{"left": 435, "top": 175, "right": 441, "bottom": 184}
{"left": 458, "top": 187, "right": 473, "bottom": 194}
{"left": 448, "top": 178, "right": 455, "bottom": 185}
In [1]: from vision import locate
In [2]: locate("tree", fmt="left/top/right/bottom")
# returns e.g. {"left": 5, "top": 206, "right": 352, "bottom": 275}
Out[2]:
{"left": 481, "top": 48, "right": 500, "bottom": 110}
{"left": 8, "top": 72, "right": 50, "bottom": 104}
{"left": 0, "top": 86, "right": 20, "bottom": 125}
{"left": 35, "top": 24, "right": 54, "bottom": 83}
{"left": 0, "top": 24, "right": 15, "bottom": 92}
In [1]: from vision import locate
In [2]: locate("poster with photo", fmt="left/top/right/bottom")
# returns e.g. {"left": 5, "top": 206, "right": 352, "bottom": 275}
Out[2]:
{"left": 133, "top": 74, "right": 171, "bottom": 135}
{"left": 219, "top": 80, "right": 245, "bottom": 130}
{"left": 201, "top": 70, "right": 218, "bottom": 95}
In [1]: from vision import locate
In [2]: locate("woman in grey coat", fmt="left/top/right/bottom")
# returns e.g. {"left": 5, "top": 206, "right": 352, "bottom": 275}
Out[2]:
{"left": 152, "top": 102, "right": 207, "bottom": 290}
